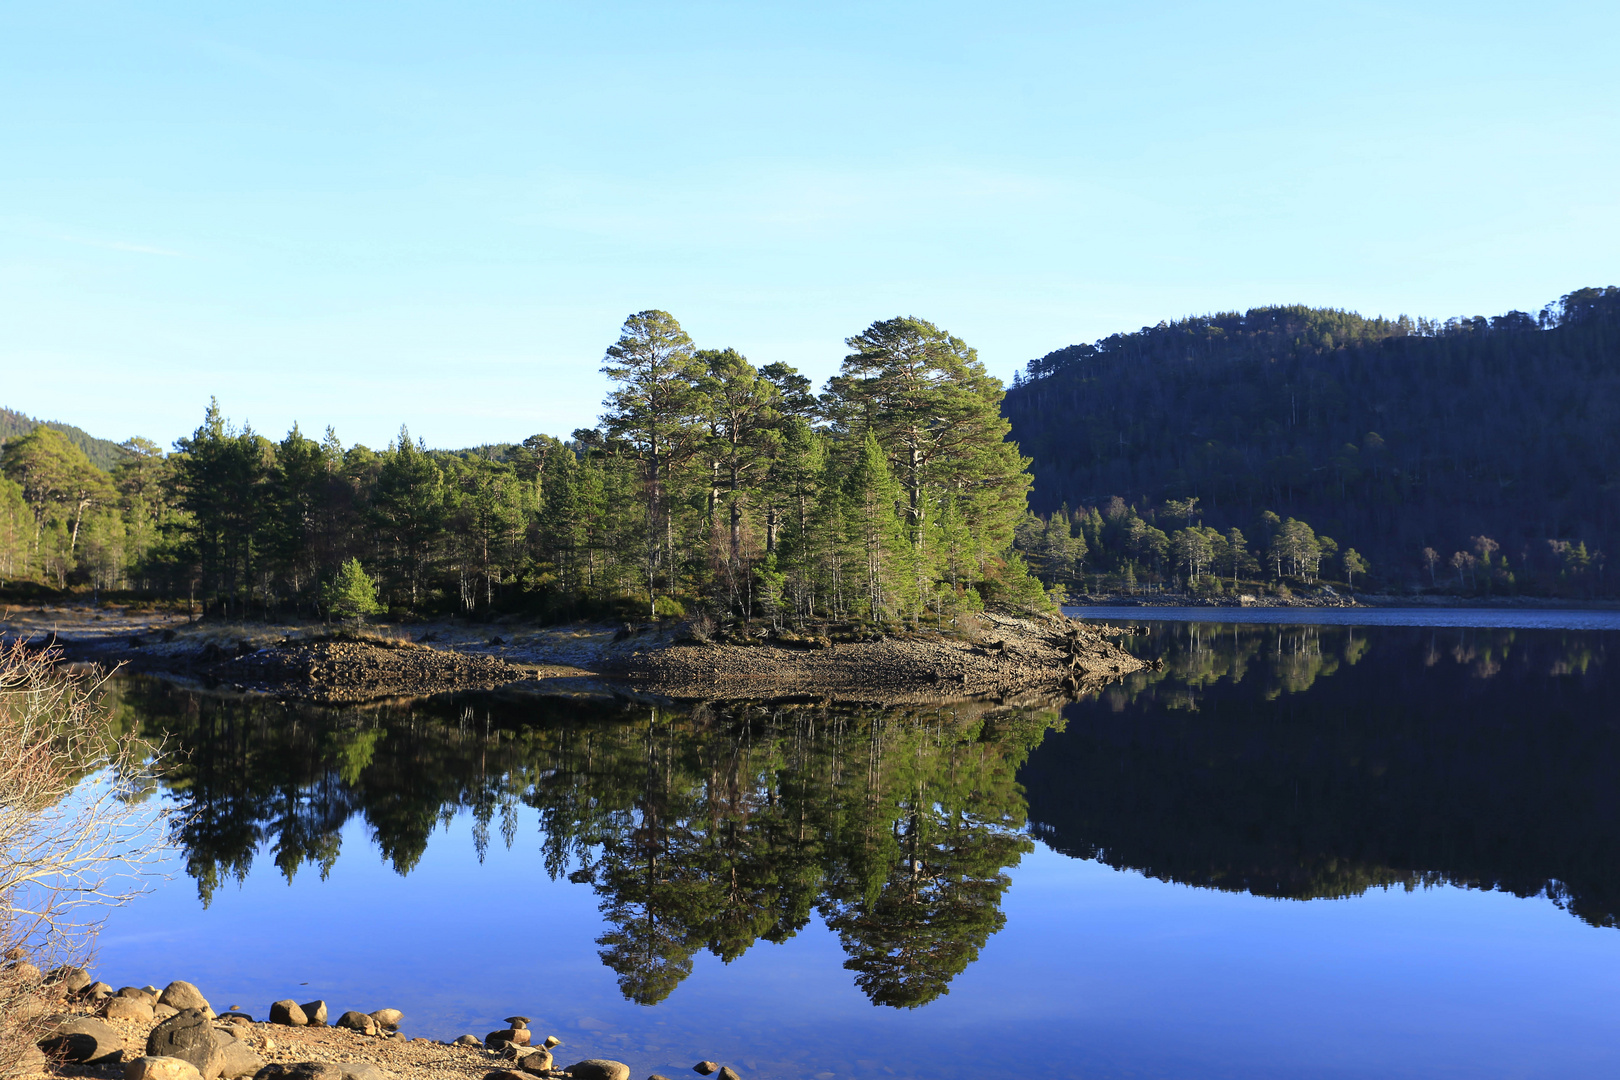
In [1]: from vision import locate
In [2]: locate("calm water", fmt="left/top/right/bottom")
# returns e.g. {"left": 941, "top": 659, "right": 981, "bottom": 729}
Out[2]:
{"left": 90, "top": 620, "right": 1620, "bottom": 1079}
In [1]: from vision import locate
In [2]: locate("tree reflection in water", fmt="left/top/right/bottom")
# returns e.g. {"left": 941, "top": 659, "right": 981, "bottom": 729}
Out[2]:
{"left": 103, "top": 682, "right": 1051, "bottom": 1009}
{"left": 100, "top": 623, "right": 1620, "bottom": 1010}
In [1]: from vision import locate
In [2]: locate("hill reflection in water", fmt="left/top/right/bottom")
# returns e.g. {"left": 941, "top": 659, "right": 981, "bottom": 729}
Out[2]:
{"left": 1027, "top": 622, "right": 1620, "bottom": 924}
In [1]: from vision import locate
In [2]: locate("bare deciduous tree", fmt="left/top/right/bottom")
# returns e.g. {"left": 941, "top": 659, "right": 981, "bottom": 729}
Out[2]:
{"left": 0, "top": 640, "right": 166, "bottom": 1077}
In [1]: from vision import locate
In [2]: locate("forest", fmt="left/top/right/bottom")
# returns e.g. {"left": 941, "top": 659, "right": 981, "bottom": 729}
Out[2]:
{"left": 0, "top": 312, "right": 1046, "bottom": 622}
{"left": 1005, "top": 286, "right": 1620, "bottom": 597}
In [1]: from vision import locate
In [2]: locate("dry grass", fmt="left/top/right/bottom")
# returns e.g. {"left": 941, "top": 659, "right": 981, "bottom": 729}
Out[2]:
{"left": 0, "top": 640, "right": 167, "bottom": 1078}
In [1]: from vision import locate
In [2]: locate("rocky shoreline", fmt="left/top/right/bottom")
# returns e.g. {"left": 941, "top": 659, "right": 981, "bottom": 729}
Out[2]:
{"left": 17, "top": 966, "right": 739, "bottom": 1080}
{"left": 3, "top": 605, "right": 1146, "bottom": 705}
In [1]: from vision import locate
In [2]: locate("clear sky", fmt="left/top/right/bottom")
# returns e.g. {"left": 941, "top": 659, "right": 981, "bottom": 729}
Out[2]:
{"left": 3, "top": 1, "right": 1617, "bottom": 451}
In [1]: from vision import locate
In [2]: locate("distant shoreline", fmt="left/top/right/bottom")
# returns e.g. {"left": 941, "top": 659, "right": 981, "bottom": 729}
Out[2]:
{"left": 3, "top": 603, "right": 1148, "bottom": 706}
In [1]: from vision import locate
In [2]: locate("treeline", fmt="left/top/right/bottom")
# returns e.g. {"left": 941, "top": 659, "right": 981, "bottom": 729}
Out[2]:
{"left": 0, "top": 312, "right": 1046, "bottom": 622}
{"left": 1005, "top": 286, "right": 1620, "bottom": 596}
{"left": 0, "top": 407, "right": 129, "bottom": 471}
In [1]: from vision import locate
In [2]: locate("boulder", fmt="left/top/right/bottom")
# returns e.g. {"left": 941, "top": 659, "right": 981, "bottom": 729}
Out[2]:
{"left": 154, "top": 1004, "right": 180, "bottom": 1021}
{"left": 517, "top": 1048, "right": 553, "bottom": 1073}
{"left": 252, "top": 1064, "right": 381, "bottom": 1080}
{"left": 566, "top": 1061, "right": 630, "bottom": 1080}
{"left": 485, "top": 1028, "right": 529, "bottom": 1048}
{"left": 215, "top": 1039, "right": 265, "bottom": 1080}
{"left": 693, "top": 1065, "right": 719, "bottom": 1077}
{"left": 46, "top": 965, "right": 93, "bottom": 993}
{"left": 483, "top": 1072, "right": 528, "bottom": 1080}
{"left": 299, "top": 1000, "right": 327, "bottom": 1026}
{"left": 252, "top": 1065, "right": 344, "bottom": 1080}
{"left": 369, "top": 1008, "right": 402, "bottom": 1028}
{"left": 220, "top": 1012, "right": 254, "bottom": 1026}
{"left": 105, "top": 995, "right": 157, "bottom": 1022}
{"left": 40, "top": 1015, "right": 126, "bottom": 1064}
{"left": 126, "top": 1056, "right": 205, "bottom": 1080}
{"left": 145, "top": 1009, "right": 223, "bottom": 1079}
{"left": 119, "top": 986, "right": 160, "bottom": 1004}
{"left": 269, "top": 1000, "right": 308, "bottom": 1026}
{"left": 6, "top": 960, "right": 42, "bottom": 983}
{"left": 334, "top": 1011, "right": 378, "bottom": 1036}
{"left": 718, "top": 1069, "right": 742, "bottom": 1080}
{"left": 542, "top": 1035, "right": 560, "bottom": 1049}
{"left": 453, "top": 1035, "right": 481, "bottom": 1046}
{"left": 86, "top": 980, "right": 114, "bottom": 998}
{"left": 159, "top": 981, "right": 212, "bottom": 1013}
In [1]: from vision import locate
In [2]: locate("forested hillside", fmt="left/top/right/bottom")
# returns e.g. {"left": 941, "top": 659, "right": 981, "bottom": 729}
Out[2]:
{"left": 0, "top": 407, "right": 130, "bottom": 471}
{"left": 1004, "top": 287, "right": 1620, "bottom": 597}
{"left": 0, "top": 312, "right": 1046, "bottom": 622}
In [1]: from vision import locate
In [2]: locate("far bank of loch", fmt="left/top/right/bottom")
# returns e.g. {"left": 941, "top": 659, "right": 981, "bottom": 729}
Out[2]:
{"left": 1, "top": 604, "right": 1145, "bottom": 705}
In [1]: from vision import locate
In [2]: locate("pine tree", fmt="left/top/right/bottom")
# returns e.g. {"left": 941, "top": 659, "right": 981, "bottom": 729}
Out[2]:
{"left": 323, "top": 557, "right": 383, "bottom": 622}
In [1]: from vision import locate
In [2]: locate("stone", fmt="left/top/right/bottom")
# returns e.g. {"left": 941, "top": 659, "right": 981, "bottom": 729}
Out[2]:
{"left": 159, "top": 981, "right": 212, "bottom": 1013}
{"left": 717, "top": 1069, "right": 742, "bottom": 1080}
{"left": 40, "top": 1015, "right": 126, "bottom": 1064}
{"left": 86, "top": 980, "right": 114, "bottom": 997}
{"left": 221, "top": 1012, "right": 254, "bottom": 1026}
{"left": 5, "top": 960, "right": 42, "bottom": 983}
{"left": 15, "top": 1045, "right": 47, "bottom": 1074}
{"left": 252, "top": 1064, "right": 344, "bottom": 1080}
{"left": 105, "top": 995, "right": 157, "bottom": 1022}
{"left": 693, "top": 1065, "right": 719, "bottom": 1077}
{"left": 145, "top": 1009, "right": 223, "bottom": 1079}
{"left": 46, "top": 965, "right": 93, "bottom": 993}
{"left": 215, "top": 1039, "right": 265, "bottom": 1080}
{"left": 484, "top": 1071, "right": 528, "bottom": 1080}
{"left": 334, "top": 1011, "right": 378, "bottom": 1036}
{"left": 154, "top": 1004, "right": 180, "bottom": 1021}
{"left": 648, "top": 1075, "right": 675, "bottom": 1080}
{"left": 517, "top": 1049, "right": 553, "bottom": 1074}
{"left": 368, "top": 1007, "right": 402, "bottom": 1028}
{"left": 485, "top": 1028, "right": 529, "bottom": 1048}
{"left": 254, "top": 1069, "right": 385, "bottom": 1080}
{"left": 299, "top": 1000, "right": 327, "bottom": 1026}
{"left": 126, "top": 1056, "right": 205, "bottom": 1080}
{"left": 542, "top": 1035, "right": 560, "bottom": 1049}
{"left": 503, "top": 1016, "right": 531, "bottom": 1029}
{"left": 453, "top": 1034, "right": 481, "bottom": 1046}
{"left": 566, "top": 1061, "right": 631, "bottom": 1080}
{"left": 269, "top": 1000, "right": 307, "bottom": 1026}
{"left": 119, "top": 986, "right": 159, "bottom": 1004}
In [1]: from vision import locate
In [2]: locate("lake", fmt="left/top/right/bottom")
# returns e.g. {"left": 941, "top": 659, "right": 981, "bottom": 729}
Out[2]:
{"left": 90, "top": 613, "right": 1620, "bottom": 1079}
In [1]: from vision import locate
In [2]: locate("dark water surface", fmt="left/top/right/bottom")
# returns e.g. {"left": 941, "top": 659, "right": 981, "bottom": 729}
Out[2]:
{"left": 93, "top": 621, "right": 1620, "bottom": 1079}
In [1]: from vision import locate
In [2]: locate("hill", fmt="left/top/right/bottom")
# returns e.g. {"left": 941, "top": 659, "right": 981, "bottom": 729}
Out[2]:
{"left": 1003, "top": 287, "right": 1620, "bottom": 596}
{"left": 0, "top": 407, "right": 130, "bottom": 471}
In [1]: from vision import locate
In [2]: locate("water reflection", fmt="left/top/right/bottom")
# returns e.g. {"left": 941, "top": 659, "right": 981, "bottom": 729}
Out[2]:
{"left": 100, "top": 622, "right": 1620, "bottom": 1016}
{"left": 104, "top": 681, "right": 1054, "bottom": 1009}
{"left": 1030, "top": 623, "right": 1620, "bottom": 924}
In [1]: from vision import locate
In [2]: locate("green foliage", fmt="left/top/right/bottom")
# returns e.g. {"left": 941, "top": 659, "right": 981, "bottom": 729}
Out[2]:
{"left": 1008, "top": 286, "right": 1620, "bottom": 596}
{"left": 0, "top": 406, "right": 130, "bottom": 471}
{"left": 322, "top": 557, "right": 383, "bottom": 621}
{"left": 4, "top": 309, "right": 1046, "bottom": 617}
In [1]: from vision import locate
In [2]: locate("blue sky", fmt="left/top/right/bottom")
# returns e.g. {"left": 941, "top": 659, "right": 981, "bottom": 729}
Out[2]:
{"left": 3, "top": 1, "right": 1616, "bottom": 450}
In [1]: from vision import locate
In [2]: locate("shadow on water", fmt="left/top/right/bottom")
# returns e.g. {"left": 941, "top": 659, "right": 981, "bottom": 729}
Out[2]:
{"left": 1025, "top": 622, "right": 1620, "bottom": 925}
{"left": 100, "top": 622, "right": 1620, "bottom": 1014}
{"left": 100, "top": 681, "right": 1055, "bottom": 1010}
